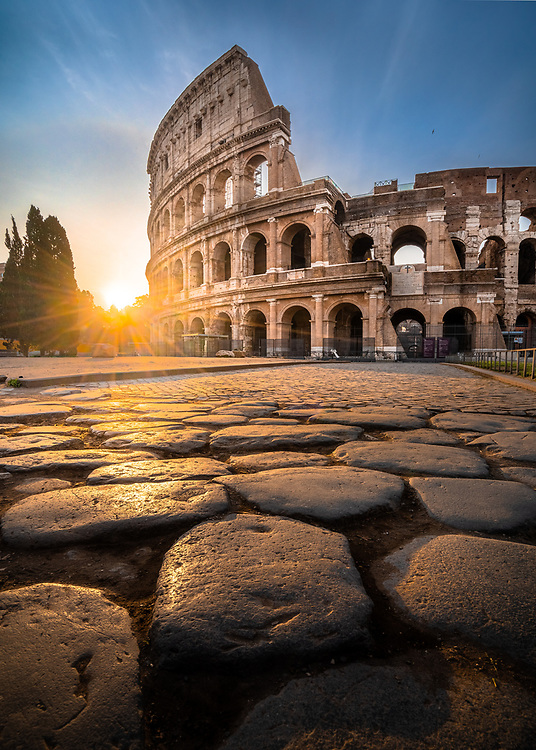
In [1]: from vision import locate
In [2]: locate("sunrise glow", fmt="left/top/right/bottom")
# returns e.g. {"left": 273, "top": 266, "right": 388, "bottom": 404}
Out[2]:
{"left": 103, "top": 283, "right": 135, "bottom": 311}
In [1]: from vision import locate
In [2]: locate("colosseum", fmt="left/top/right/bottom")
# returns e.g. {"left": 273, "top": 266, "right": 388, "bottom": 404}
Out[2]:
{"left": 146, "top": 45, "right": 536, "bottom": 359}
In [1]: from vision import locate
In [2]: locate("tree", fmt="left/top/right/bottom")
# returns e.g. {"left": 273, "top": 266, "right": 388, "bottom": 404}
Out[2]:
{"left": 0, "top": 206, "right": 80, "bottom": 355}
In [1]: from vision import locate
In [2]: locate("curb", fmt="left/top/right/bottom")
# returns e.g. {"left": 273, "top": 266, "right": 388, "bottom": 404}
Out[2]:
{"left": 12, "top": 359, "right": 316, "bottom": 389}
{"left": 444, "top": 362, "right": 536, "bottom": 394}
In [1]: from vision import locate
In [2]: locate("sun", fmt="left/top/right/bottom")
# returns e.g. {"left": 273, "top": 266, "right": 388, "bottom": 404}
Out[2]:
{"left": 103, "top": 283, "right": 135, "bottom": 311}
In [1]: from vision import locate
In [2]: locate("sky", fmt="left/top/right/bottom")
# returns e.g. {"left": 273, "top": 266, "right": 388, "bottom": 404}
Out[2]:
{"left": 1, "top": 0, "right": 535, "bottom": 308}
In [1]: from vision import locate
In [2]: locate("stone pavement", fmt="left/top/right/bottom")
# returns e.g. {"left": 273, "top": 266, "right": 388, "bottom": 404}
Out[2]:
{"left": 0, "top": 361, "right": 535, "bottom": 749}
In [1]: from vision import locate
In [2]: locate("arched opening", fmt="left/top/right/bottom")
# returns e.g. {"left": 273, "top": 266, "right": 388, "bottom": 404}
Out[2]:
{"left": 161, "top": 267, "right": 169, "bottom": 299}
{"left": 443, "top": 307, "right": 475, "bottom": 354}
{"left": 334, "top": 201, "right": 345, "bottom": 226}
{"left": 213, "top": 242, "right": 232, "bottom": 282}
{"left": 452, "top": 239, "right": 466, "bottom": 269}
{"left": 174, "top": 198, "right": 185, "bottom": 231}
{"left": 174, "top": 319, "right": 184, "bottom": 356}
{"left": 191, "top": 184, "right": 206, "bottom": 223}
{"left": 214, "top": 169, "right": 233, "bottom": 213}
{"left": 244, "top": 310, "right": 267, "bottom": 356}
{"left": 350, "top": 234, "right": 373, "bottom": 263}
{"left": 288, "top": 226, "right": 312, "bottom": 269}
{"left": 518, "top": 239, "right": 536, "bottom": 284}
{"left": 514, "top": 312, "right": 536, "bottom": 348}
{"left": 288, "top": 307, "right": 311, "bottom": 357}
{"left": 391, "top": 226, "right": 427, "bottom": 265}
{"left": 162, "top": 209, "right": 170, "bottom": 240}
{"left": 253, "top": 237, "right": 267, "bottom": 275}
{"left": 520, "top": 208, "right": 536, "bottom": 232}
{"left": 478, "top": 236, "right": 505, "bottom": 273}
{"left": 163, "top": 323, "right": 170, "bottom": 356}
{"left": 332, "top": 304, "right": 363, "bottom": 356}
{"left": 190, "top": 317, "right": 205, "bottom": 334}
{"left": 391, "top": 308, "right": 426, "bottom": 358}
{"left": 245, "top": 155, "right": 268, "bottom": 199}
{"left": 154, "top": 221, "right": 160, "bottom": 247}
{"left": 190, "top": 251, "right": 204, "bottom": 288}
{"left": 173, "top": 259, "right": 183, "bottom": 292}
{"left": 213, "top": 312, "right": 232, "bottom": 350}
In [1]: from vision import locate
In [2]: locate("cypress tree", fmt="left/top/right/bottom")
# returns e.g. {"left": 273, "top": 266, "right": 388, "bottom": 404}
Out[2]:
{"left": 0, "top": 218, "right": 32, "bottom": 355}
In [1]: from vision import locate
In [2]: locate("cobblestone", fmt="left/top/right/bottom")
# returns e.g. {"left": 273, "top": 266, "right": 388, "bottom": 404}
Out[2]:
{"left": 0, "top": 361, "right": 535, "bottom": 749}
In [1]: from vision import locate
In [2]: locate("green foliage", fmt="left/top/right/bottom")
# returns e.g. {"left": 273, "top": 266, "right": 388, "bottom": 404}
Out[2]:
{"left": 6, "top": 378, "right": 22, "bottom": 387}
{"left": 0, "top": 206, "right": 80, "bottom": 356}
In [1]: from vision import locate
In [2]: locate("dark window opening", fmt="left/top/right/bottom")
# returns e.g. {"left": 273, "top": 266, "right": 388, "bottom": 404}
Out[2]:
{"left": 452, "top": 239, "right": 466, "bottom": 269}
{"left": 518, "top": 240, "right": 536, "bottom": 284}
{"left": 290, "top": 229, "right": 311, "bottom": 269}
{"left": 253, "top": 238, "right": 267, "bottom": 275}
{"left": 350, "top": 235, "right": 373, "bottom": 263}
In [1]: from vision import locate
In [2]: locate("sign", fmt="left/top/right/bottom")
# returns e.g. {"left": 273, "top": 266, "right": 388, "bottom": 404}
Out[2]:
{"left": 437, "top": 338, "right": 450, "bottom": 358}
{"left": 423, "top": 338, "right": 436, "bottom": 358}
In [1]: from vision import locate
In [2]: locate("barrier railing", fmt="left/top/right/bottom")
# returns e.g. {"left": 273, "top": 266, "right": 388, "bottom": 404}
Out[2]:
{"left": 469, "top": 348, "right": 536, "bottom": 380}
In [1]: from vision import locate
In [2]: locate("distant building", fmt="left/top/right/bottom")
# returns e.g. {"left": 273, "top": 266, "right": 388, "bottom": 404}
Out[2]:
{"left": 146, "top": 46, "right": 536, "bottom": 358}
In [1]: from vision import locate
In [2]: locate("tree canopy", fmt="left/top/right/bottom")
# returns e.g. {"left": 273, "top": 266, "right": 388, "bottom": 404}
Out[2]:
{"left": 0, "top": 206, "right": 80, "bottom": 355}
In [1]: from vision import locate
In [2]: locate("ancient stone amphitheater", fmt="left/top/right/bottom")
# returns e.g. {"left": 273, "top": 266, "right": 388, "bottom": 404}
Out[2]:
{"left": 146, "top": 45, "right": 536, "bottom": 359}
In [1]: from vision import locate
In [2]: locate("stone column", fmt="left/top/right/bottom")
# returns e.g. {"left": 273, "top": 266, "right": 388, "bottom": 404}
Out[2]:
{"left": 312, "top": 205, "right": 329, "bottom": 267}
{"left": 426, "top": 210, "right": 446, "bottom": 270}
{"left": 267, "top": 218, "right": 278, "bottom": 272}
{"left": 311, "top": 294, "right": 324, "bottom": 358}
{"left": 267, "top": 298, "right": 277, "bottom": 355}
{"left": 465, "top": 206, "right": 481, "bottom": 270}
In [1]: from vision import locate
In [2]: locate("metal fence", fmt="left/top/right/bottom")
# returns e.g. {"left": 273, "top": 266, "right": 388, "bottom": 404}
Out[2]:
{"left": 467, "top": 347, "right": 536, "bottom": 380}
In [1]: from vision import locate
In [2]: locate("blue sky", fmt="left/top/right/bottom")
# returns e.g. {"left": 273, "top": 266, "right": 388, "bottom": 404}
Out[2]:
{"left": 1, "top": 0, "right": 535, "bottom": 307}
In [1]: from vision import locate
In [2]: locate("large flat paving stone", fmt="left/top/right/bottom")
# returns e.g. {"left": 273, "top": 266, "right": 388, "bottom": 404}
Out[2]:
{"left": 374, "top": 535, "right": 536, "bottom": 669}
{"left": 2, "top": 481, "right": 228, "bottom": 547}
{"left": 0, "top": 583, "right": 141, "bottom": 750}
{"left": 221, "top": 653, "right": 536, "bottom": 750}
{"left": 308, "top": 407, "right": 429, "bottom": 429}
{"left": 102, "top": 429, "right": 210, "bottom": 454}
{"left": 213, "top": 405, "right": 277, "bottom": 418}
{"left": 430, "top": 411, "right": 536, "bottom": 433}
{"left": 381, "top": 428, "right": 461, "bottom": 446}
{"left": 15, "top": 477, "right": 72, "bottom": 494}
{"left": 500, "top": 466, "right": 536, "bottom": 490}
{"left": 182, "top": 413, "right": 249, "bottom": 428}
{"left": 0, "top": 449, "right": 156, "bottom": 472}
{"left": 333, "top": 441, "right": 489, "bottom": 477}
{"left": 227, "top": 451, "right": 331, "bottom": 472}
{"left": 151, "top": 514, "right": 372, "bottom": 667}
{"left": 216, "top": 467, "right": 404, "bottom": 521}
{"left": 475, "top": 431, "right": 536, "bottom": 462}
{"left": 0, "top": 434, "right": 83, "bottom": 456}
{"left": 87, "top": 457, "right": 230, "bottom": 485}
{"left": 0, "top": 402, "right": 73, "bottom": 421}
{"left": 89, "top": 420, "right": 185, "bottom": 437}
{"left": 210, "top": 424, "right": 362, "bottom": 452}
{"left": 410, "top": 477, "right": 536, "bottom": 531}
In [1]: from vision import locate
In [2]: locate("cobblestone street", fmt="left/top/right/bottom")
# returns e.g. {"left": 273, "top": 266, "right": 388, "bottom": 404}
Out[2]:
{"left": 1, "top": 361, "right": 536, "bottom": 749}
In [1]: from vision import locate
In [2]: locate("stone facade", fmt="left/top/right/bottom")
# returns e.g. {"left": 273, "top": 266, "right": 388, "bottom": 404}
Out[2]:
{"left": 146, "top": 46, "right": 536, "bottom": 358}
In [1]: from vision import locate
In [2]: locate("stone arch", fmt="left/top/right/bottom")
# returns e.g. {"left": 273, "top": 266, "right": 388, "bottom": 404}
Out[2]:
{"left": 213, "top": 312, "right": 232, "bottom": 349}
{"left": 174, "top": 319, "right": 184, "bottom": 355}
{"left": 514, "top": 311, "right": 536, "bottom": 347}
{"left": 281, "top": 305, "right": 311, "bottom": 357}
{"left": 451, "top": 238, "right": 466, "bottom": 269}
{"left": 443, "top": 307, "right": 476, "bottom": 354}
{"left": 212, "top": 242, "right": 232, "bottom": 282}
{"left": 281, "top": 223, "right": 312, "bottom": 270}
{"left": 350, "top": 234, "right": 374, "bottom": 263}
{"left": 391, "top": 225, "right": 427, "bottom": 265}
{"left": 154, "top": 220, "right": 160, "bottom": 247}
{"left": 520, "top": 207, "right": 536, "bottom": 232}
{"left": 190, "top": 317, "right": 205, "bottom": 334}
{"left": 391, "top": 308, "right": 426, "bottom": 358}
{"left": 518, "top": 239, "right": 536, "bottom": 284}
{"left": 162, "top": 209, "right": 170, "bottom": 240}
{"left": 191, "top": 183, "right": 206, "bottom": 223}
{"left": 478, "top": 236, "right": 505, "bottom": 272}
{"left": 244, "top": 309, "right": 267, "bottom": 356}
{"left": 214, "top": 169, "right": 233, "bottom": 212}
{"left": 334, "top": 200, "right": 345, "bottom": 226}
{"left": 190, "top": 251, "right": 204, "bottom": 288}
{"left": 242, "top": 232, "right": 267, "bottom": 276}
{"left": 173, "top": 259, "right": 183, "bottom": 292}
{"left": 245, "top": 153, "right": 269, "bottom": 199}
{"left": 161, "top": 267, "right": 169, "bottom": 298}
{"left": 329, "top": 302, "right": 363, "bottom": 356}
{"left": 174, "top": 197, "right": 185, "bottom": 231}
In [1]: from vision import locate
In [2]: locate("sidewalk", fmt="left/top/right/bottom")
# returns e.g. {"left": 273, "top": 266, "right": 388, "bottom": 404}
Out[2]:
{"left": 0, "top": 355, "right": 313, "bottom": 388}
{"left": 446, "top": 362, "right": 536, "bottom": 394}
